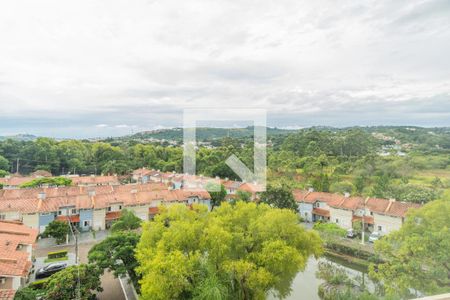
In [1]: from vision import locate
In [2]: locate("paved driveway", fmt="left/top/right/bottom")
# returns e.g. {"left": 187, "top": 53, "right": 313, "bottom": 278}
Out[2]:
{"left": 35, "top": 241, "right": 125, "bottom": 300}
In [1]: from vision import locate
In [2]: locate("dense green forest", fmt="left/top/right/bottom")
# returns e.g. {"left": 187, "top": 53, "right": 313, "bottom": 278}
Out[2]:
{"left": 1, "top": 126, "right": 450, "bottom": 203}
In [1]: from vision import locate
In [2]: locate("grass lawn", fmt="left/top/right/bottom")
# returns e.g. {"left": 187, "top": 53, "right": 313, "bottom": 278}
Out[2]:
{"left": 44, "top": 255, "right": 69, "bottom": 263}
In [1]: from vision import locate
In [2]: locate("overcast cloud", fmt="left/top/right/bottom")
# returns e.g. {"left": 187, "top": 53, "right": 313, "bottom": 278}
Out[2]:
{"left": 0, "top": 0, "right": 449, "bottom": 138}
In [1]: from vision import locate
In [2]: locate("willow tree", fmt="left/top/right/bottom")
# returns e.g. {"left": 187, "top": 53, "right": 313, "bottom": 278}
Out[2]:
{"left": 136, "top": 202, "right": 322, "bottom": 300}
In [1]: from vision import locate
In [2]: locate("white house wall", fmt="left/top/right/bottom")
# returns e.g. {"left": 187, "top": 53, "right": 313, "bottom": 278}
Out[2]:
{"left": 329, "top": 208, "right": 353, "bottom": 229}
{"left": 373, "top": 214, "right": 402, "bottom": 234}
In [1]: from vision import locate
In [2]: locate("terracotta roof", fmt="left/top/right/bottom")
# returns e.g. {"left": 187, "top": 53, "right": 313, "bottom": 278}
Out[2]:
{"left": 312, "top": 208, "right": 330, "bottom": 217}
{"left": 0, "top": 290, "right": 15, "bottom": 300}
{"left": 56, "top": 215, "right": 80, "bottom": 223}
{"left": 221, "top": 180, "right": 242, "bottom": 190}
{"left": 105, "top": 211, "right": 122, "bottom": 221}
{"left": 70, "top": 176, "right": 119, "bottom": 185}
{"left": 0, "top": 221, "right": 37, "bottom": 277}
{"left": 352, "top": 215, "right": 374, "bottom": 225}
{"left": 305, "top": 192, "right": 344, "bottom": 205}
{"left": 293, "top": 190, "right": 308, "bottom": 202}
{"left": 238, "top": 183, "right": 264, "bottom": 193}
{"left": 294, "top": 190, "right": 422, "bottom": 218}
{"left": 148, "top": 207, "right": 159, "bottom": 214}
{"left": 0, "top": 177, "right": 32, "bottom": 187}
{"left": 386, "top": 201, "right": 420, "bottom": 218}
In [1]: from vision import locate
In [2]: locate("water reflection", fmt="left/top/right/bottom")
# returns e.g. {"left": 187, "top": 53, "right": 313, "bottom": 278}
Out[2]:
{"left": 268, "top": 255, "right": 372, "bottom": 300}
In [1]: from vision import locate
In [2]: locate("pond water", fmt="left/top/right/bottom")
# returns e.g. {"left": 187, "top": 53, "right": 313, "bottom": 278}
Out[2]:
{"left": 268, "top": 255, "right": 373, "bottom": 300}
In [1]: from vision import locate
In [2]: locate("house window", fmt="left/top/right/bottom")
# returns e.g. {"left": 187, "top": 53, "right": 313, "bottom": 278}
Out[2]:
{"left": 370, "top": 211, "right": 373, "bottom": 216}
{"left": 71, "top": 209, "right": 77, "bottom": 215}
{"left": 118, "top": 205, "right": 122, "bottom": 210}
{"left": 335, "top": 218, "right": 339, "bottom": 224}
{"left": 378, "top": 225, "right": 382, "bottom": 231}
{"left": 58, "top": 210, "right": 62, "bottom": 216}
{"left": 107, "top": 207, "right": 112, "bottom": 212}
{"left": 83, "top": 220, "right": 91, "bottom": 227}
{"left": 0, "top": 215, "right": 5, "bottom": 220}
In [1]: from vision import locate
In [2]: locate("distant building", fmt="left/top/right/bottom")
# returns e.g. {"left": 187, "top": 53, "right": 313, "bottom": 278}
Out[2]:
{"left": 294, "top": 189, "right": 420, "bottom": 234}
{"left": 0, "top": 183, "right": 211, "bottom": 233}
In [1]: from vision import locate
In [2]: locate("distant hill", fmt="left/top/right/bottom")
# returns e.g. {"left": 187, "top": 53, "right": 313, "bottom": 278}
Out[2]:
{"left": 0, "top": 134, "right": 37, "bottom": 141}
{"left": 124, "top": 126, "right": 294, "bottom": 142}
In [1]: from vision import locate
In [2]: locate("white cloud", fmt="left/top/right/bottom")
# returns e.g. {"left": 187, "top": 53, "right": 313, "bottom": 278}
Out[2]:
{"left": 0, "top": 0, "right": 449, "bottom": 137}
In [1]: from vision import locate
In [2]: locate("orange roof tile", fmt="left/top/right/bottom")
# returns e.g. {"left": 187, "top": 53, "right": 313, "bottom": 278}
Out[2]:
{"left": 105, "top": 211, "right": 122, "bottom": 221}
{"left": 312, "top": 208, "right": 330, "bottom": 217}
{"left": 352, "top": 215, "right": 374, "bottom": 224}
{"left": 0, "top": 222, "right": 37, "bottom": 277}
{"left": 56, "top": 215, "right": 80, "bottom": 223}
{"left": 0, "top": 289, "right": 16, "bottom": 300}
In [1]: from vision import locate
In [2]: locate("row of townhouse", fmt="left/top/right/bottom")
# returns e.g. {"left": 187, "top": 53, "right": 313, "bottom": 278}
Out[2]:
{"left": 294, "top": 190, "right": 421, "bottom": 235}
{"left": 0, "top": 182, "right": 211, "bottom": 233}
{"left": 132, "top": 168, "right": 264, "bottom": 200}
{"left": 0, "top": 221, "right": 38, "bottom": 299}
{"left": 0, "top": 174, "right": 119, "bottom": 189}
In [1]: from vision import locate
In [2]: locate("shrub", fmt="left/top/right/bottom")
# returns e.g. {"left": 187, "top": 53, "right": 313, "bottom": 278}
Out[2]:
{"left": 48, "top": 250, "right": 68, "bottom": 259}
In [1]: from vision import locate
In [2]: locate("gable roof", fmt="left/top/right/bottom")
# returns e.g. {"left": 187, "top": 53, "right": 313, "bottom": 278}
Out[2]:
{"left": 0, "top": 221, "right": 37, "bottom": 277}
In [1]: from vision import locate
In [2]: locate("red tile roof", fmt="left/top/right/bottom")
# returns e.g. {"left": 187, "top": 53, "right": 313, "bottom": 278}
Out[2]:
{"left": 56, "top": 215, "right": 80, "bottom": 223}
{"left": 293, "top": 190, "right": 422, "bottom": 218}
{"left": 105, "top": 211, "right": 122, "bottom": 221}
{"left": 312, "top": 208, "right": 330, "bottom": 217}
{"left": 148, "top": 207, "right": 159, "bottom": 214}
{"left": 0, "top": 221, "right": 37, "bottom": 277}
{"left": 352, "top": 215, "right": 374, "bottom": 225}
{"left": 0, "top": 290, "right": 16, "bottom": 300}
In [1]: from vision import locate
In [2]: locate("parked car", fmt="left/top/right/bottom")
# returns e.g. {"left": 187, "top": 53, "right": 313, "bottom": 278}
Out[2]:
{"left": 35, "top": 262, "right": 67, "bottom": 279}
{"left": 346, "top": 229, "right": 357, "bottom": 238}
{"left": 369, "top": 231, "right": 382, "bottom": 243}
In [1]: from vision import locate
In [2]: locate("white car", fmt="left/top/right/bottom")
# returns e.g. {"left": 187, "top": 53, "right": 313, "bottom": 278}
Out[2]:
{"left": 369, "top": 231, "right": 382, "bottom": 243}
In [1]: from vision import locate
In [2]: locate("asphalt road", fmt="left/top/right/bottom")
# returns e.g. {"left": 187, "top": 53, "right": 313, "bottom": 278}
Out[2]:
{"left": 35, "top": 242, "right": 126, "bottom": 300}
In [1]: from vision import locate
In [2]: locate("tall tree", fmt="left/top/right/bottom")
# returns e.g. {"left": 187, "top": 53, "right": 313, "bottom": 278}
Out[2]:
{"left": 370, "top": 200, "right": 450, "bottom": 298}
{"left": 110, "top": 209, "right": 142, "bottom": 232}
{"left": 42, "top": 220, "right": 71, "bottom": 244}
{"left": 44, "top": 264, "right": 102, "bottom": 300}
{"left": 136, "top": 202, "right": 322, "bottom": 300}
{"left": 259, "top": 185, "right": 298, "bottom": 211}
{"left": 88, "top": 231, "right": 140, "bottom": 283}
{"left": 206, "top": 183, "right": 227, "bottom": 209}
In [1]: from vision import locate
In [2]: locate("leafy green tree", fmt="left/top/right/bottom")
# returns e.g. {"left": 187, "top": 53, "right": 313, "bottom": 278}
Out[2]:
{"left": 235, "top": 190, "right": 251, "bottom": 202}
{"left": 0, "top": 155, "right": 9, "bottom": 171}
{"left": 353, "top": 175, "right": 366, "bottom": 195}
{"left": 43, "top": 220, "right": 70, "bottom": 244}
{"left": 88, "top": 231, "right": 140, "bottom": 283}
{"left": 20, "top": 177, "right": 72, "bottom": 188}
{"left": 206, "top": 183, "right": 227, "bottom": 209}
{"left": 110, "top": 209, "right": 141, "bottom": 232}
{"left": 13, "top": 287, "right": 37, "bottom": 300}
{"left": 259, "top": 185, "right": 298, "bottom": 211}
{"left": 371, "top": 175, "right": 391, "bottom": 198}
{"left": 136, "top": 202, "right": 322, "bottom": 300}
{"left": 370, "top": 200, "right": 450, "bottom": 298}
{"left": 44, "top": 264, "right": 102, "bottom": 300}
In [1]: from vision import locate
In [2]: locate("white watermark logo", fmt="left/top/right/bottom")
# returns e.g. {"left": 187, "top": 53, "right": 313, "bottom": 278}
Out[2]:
{"left": 183, "top": 108, "right": 267, "bottom": 192}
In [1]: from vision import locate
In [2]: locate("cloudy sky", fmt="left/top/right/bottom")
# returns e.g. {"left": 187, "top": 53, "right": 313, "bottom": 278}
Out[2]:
{"left": 0, "top": 0, "right": 449, "bottom": 138}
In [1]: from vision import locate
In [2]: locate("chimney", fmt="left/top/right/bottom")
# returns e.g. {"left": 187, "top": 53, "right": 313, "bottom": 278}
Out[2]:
{"left": 308, "top": 187, "right": 314, "bottom": 192}
{"left": 344, "top": 192, "right": 350, "bottom": 198}
{"left": 88, "top": 190, "right": 96, "bottom": 197}
{"left": 38, "top": 192, "right": 46, "bottom": 200}
{"left": 131, "top": 188, "right": 137, "bottom": 194}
